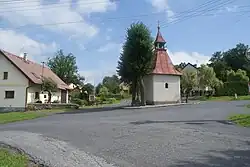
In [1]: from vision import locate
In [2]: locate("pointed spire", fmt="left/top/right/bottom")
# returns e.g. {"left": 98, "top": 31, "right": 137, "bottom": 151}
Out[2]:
{"left": 155, "top": 21, "right": 166, "bottom": 43}
{"left": 157, "top": 20, "right": 160, "bottom": 31}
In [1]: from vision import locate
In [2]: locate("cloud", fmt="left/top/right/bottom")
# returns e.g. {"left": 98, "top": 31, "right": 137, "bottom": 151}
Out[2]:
{"left": 76, "top": 0, "right": 116, "bottom": 14}
{"left": 0, "top": 29, "right": 57, "bottom": 62}
{"left": 167, "top": 50, "right": 210, "bottom": 66}
{"left": 97, "top": 42, "right": 122, "bottom": 52}
{"left": 0, "top": 0, "right": 116, "bottom": 38}
{"left": 148, "top": 0, "right": 176, "bottom": 22}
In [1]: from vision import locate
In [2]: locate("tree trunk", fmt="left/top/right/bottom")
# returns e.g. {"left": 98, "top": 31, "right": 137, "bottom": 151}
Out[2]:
{"left": 136, "top": 80, "right": 140, "bottom": 101}
{"left": 139, "top": 77, "right": 146, "bottom": 106}
{"left": 185, "top": 91, "right": 189, "bottom": 103}
{"left": 131, "top": 79, "right": 136, "bottom": 106}
{"left": 48, "top": 91, "right": 52, "bottom": 103}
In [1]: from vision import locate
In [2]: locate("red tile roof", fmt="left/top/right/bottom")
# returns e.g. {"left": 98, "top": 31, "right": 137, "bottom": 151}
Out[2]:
{"left": 155, "top": 29, "right": 166, "bottom": 43}
{"left": 0, "top": 50, "right": 70, "bottom": 90}
{"left": 152, "top": 49, "right": 182, "bottom": 75}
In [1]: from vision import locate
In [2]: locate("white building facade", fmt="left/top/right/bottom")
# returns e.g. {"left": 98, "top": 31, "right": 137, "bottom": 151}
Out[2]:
{"left": 0, "top": 50, "right": 69, "bottom": 112}
{"left": 144, "top": 26, "right": 182, "bottom": 105}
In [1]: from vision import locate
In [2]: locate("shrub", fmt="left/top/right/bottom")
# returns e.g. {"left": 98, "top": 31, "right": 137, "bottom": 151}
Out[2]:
{"left": 95, "top": 97, "right": 102, "bottom": 105}
{"left": 26, "top": 104, "right": 37, "bottom": 111}
{"left": 27, "top": 103, "right": 79, "bottom": 110}
{"left": 71, "top": 98, "right": 83, "bottom": 106}
{"left": 82, "top": 100, "right": 89, "bottom": 106}
{"left": 108, "top": 98, "right": 117, "bottom": 104}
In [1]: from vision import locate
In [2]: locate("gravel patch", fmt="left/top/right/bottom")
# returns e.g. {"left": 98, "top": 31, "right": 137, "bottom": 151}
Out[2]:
{"left": 0, "top": 131, "right": 115, "bottom": 167}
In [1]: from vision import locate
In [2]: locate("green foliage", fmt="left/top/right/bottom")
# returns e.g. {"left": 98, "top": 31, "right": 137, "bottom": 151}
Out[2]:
{"left": 225, "top": 69, "right": 249, "bottom": 96}
{"left": 42, "top": 78, "right": 57, "bottom": 103}
{"left": 117, "top": 22, "right": 154, "bottom": 105}
{"left": 70, "top": 90, "right": 81, "bottom": 99}
{"left": 106, "top": 94, "right": 123, "bottom": 100}
{"left": 71, "top": 98, "right": 84, "bottom": 106}
{"left": 0, "top": 149, "right": 28, "bottom": 167}
{"left": 82, "top": 83, "right": 94, "bottom": 95}
{"left": 209, "top": 43, "right": 250, "bottom": 81}
{"left": 95, "top": 96, "right": 102, "bottom": 104}
{"left": 47, "top": 49, "right": 84, "bottom": 85}
{"left": 229, "top": 114, "right": 250, "bottom": 127}
{"left": 117, "top": 22, "right": 154, "bottom": 81}
{"left": 212, "top": 77, "right": 224, "bottom": 96}
{"left": 95, "top": 83, "right": 102, "bottom": 95}
{"left": 181, "top": 71, "right": 198, "bottom": 94}
{"left": 42, "top": 78, "right": 57, "bottom": 92}
{"left": 181, "top": 71, "right": 199, "bottom": 102}
{"left": 107, "top": 98, "right": 117, "bottom": 104}
{"left": 0, "top": 112, "right": 47, "bottom": 124}
{"left": 99, "top": 86, "right": 109, "bottom": 101}
{"left": 198, "top": 64, "right": 218, "bottom": 90}
{"left": 102, "top": 75, "right": 120, "bottom": 94}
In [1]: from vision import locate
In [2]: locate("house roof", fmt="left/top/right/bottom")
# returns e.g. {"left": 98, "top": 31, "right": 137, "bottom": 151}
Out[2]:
{"left": 182, "top": 62, "right": 198, "bottom": 70}
{"left": 0, "top": 49, "right": 70, "bottom": 90}
{"left": 152, "top": 49, "right": 182, "bottom": 75}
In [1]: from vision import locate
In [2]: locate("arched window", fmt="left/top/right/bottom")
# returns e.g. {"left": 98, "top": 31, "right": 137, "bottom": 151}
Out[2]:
{"left": 165, "top": 83, "right": 168, "bottom": 88}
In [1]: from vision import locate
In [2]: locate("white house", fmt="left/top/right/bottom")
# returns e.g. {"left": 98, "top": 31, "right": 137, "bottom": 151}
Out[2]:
{"left": 144, "top": 25, "right": 182, "bottom": 105}
{"left": 0, "top": 50, "right": 70, "bottom": 112}
{"left": 182, "top": 63, "right": 198, "bottom": 74}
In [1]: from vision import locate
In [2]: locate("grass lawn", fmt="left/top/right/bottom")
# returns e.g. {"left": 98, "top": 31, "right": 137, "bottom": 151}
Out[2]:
{"left": 0, "top": 148, "right": 29, "bottom": 167}
{"left": 229, "top": 114, "right": 250, "bottom": 127}
{"left": 198, "top": 95, "right": 250, "bottom": 101}
{"left": 0, "top": 109, "right": 72, "bottom": 124}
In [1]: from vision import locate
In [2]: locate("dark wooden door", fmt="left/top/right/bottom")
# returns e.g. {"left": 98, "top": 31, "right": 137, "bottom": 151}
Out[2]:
{"left": 61, "top": 90, "right": 67, "bottom": 103}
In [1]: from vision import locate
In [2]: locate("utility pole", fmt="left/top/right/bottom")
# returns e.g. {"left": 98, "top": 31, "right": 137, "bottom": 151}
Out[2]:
{"left": 41, "top": 61, "right": 45, "bottom": 92}
{"left": 41, "top": 61, "right": 45, "bottom": 79}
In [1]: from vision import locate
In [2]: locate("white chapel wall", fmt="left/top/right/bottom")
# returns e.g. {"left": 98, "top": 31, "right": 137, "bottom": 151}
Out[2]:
{"left": 153, "top": 75, "right": 181, "bottom": 103}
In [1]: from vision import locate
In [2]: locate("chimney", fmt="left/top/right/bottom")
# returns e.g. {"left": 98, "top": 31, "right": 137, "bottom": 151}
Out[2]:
{"left": 23, "top": 52, "right": 27, "bottom": 61}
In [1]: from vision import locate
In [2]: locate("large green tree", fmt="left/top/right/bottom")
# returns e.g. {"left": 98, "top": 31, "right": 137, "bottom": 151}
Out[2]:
{"left": 117, "top": 22, "right": 154, "bottom": 106}
{"left": 225, "top": 69, "right": 249, "bottom": 96}
{"left": 95, "top": 83, "right": 102, "bottom": 95}
{"left": 181, "top": 71, "right": 198, "bottom": 103}
{"left": 47, "top": 49, "right": 84, "bottom": 85}
{"left": 102, "top": 75, "right": 120, "bottom": 94}
{"left": 198, "top": 65, "right": 218, "bottom": 90}
{"left": 209, "top": 43, "right": 250, "bottom": 81}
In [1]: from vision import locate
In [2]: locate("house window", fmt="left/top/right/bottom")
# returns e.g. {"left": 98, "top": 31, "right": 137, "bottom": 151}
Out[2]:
{"left": 3, "top": 72, "right": 8, "bottom": 80}
{"left": 5, "top": 91, "right": 14, "bottom": 99}
{"left": 165, "top": 83, "right": 168, "bottom": 89}
{"left": 44, "top": 95, "right": 47, "bottom": 98}
{"left": 35, "top": 92, "right": 39, "bottom": 99}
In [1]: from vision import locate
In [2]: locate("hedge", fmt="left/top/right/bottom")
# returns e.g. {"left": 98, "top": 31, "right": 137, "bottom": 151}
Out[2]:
{"left": 27, "top": 103, "right": 79, "bottom": 111}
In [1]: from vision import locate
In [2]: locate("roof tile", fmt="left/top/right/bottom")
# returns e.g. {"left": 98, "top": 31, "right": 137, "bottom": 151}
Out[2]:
{"left": 152, "top": 49, "right": 182, "bottom": 76}
{"left": 155, "top": 30, "right": 166, "bottom": 43}
{"left": 0, "top": 50, "right": 69, "bottom": 90}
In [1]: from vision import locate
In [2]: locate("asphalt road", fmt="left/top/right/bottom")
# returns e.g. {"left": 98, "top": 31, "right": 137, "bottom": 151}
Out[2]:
{"left": 1, "top": 100, "right": 250, "bottom": 167}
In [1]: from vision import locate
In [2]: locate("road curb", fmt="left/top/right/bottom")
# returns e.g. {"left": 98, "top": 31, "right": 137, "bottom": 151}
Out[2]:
{"left": 122, "top": 102, "right": 201, "bottom": 109}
